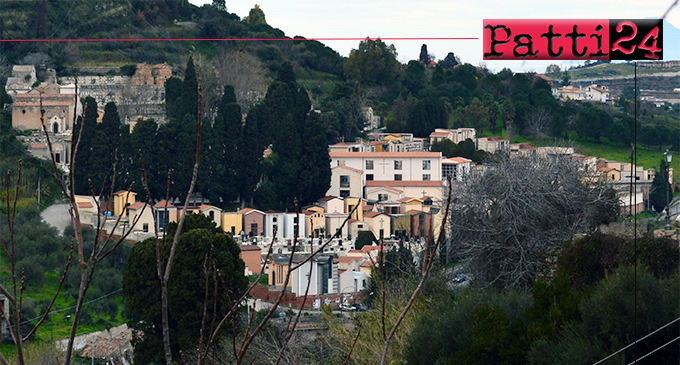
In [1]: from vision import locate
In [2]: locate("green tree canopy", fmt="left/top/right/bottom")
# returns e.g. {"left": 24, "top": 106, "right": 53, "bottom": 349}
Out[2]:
{"left": 123, "top": 214, "right": 247, "bottom": 363}
{"left": 344, "top": 38, "right": 401, "bottom": 87}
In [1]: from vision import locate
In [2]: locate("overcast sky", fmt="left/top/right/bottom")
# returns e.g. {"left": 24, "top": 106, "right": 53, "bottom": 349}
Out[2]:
{"left": 190, "top": 0, "right": 680, "bottom": 73}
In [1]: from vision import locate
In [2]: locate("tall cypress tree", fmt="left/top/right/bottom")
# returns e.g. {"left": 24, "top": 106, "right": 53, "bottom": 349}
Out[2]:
{"left": 131, "top": 119, "right": 164, "bottom": 198}
{"left": 86, "top": 102, "right": 122, "bottom": 196}
{"left": 164, "top": 77, "right": 183, "bottom": 120}
{"left": 179, "top": 57, "right": 198, "bottom": 120}
{"left": 256, "top": 62, "right": 329, "bottom": 209}
{"left": 201, "top": 85, "right": 242, "bottom": 206}
{"left": 73, "top": 97, "right": 99, "bottom": 195}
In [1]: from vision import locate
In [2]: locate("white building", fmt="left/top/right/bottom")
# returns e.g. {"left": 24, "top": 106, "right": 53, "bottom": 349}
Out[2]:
{"left": 264, "top": 212, "right": 305, "bottom": 240}
{"left": 442, "top": 157, "right": 472, "bottom": 181}
{"left": 428, "top": 128, "right": 477, "bottom": 145}
{"left": 328, "top": 151, "right": 443, "bottom": 198}
{"left": 291, "top": 255, "right": 339, "bottom": 296}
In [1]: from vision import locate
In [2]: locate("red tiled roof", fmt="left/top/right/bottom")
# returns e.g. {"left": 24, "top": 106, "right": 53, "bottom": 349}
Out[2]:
{"left": 240, "top": 245, "right": 261, "bottom": 252}
{"left": 154, "top": 199, "right": 174, "bottom": 208}
{"left": 199, "top": 204, "right": 218, "bottom": 211}
{"left": 398, "top": 197, "right": 420, "bottom": 203}
{"left": 347, "top": 218, "right": 360, "bottom": 224}
{"left": 332, "top": 165, "right": 363, "bottom": 174}
{"left": 407, "top": 209, "right": 425, "bottom": 215}
{"left": 330, "top": 152, "right": 442, "bottom": 158}
{"left": 361, "top": 260, "right": 375, "bottom": 268}
{"left": 361, "top": 245, "right": 381, "bottom": 253}
{"left": 364, "top": 211, "right": 386, "bottom": 218}
{"left": 77, "top": 202, "right": 93, "bottom": 209}
{"left": 128, "top": 202, "right": 145, "bottom": 210}
{"left": 319, "top": 196, "right": 341, "bottom": 202}
{"left": 366, "top": 180, "right": 443, "bottom": 187}
{"left": 368, "top": 186, "right": 403, "bottom": 194}
{"left": 445, "top": 157, "right": 472, "bottom": 164}
{"left": 336, "top": 256, "right": 364, "bottom": 263}
{"left": 30, "top": 143, "right": 46, "bottom": 149}
{"left": 429, "top": 132, "right": 450, "bottom": 137}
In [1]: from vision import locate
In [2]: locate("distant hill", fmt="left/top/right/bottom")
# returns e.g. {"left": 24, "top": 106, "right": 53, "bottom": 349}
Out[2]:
{"left": 0, "top": 0, "right": 345, "bottom": 79}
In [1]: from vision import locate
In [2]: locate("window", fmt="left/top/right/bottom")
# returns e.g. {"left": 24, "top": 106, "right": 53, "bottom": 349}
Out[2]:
{"left": 423, "top": 160, "right": 431, "bottom": 170}
{"left": 338, "top": 160, "right": 346, "bottom": 166}
{"left": 394, "top": 174, "right": 402, "bottom": 181}
{"left": 209, "top": 211, "right": 214, "bottom": 220}
{"left": 157, "top": 210, "right": 170, "bottom": 232}
{"left": 251, "top": 223, "right": 258, "bottom": 236}
{"left": 340, "top": 190, "right": 350, "bottom": 198}
{"left": 366, "top": 174, "right": 374, "bottom": 181}
{"left": 55, "top": 153, "right": 60, "bottom": 163}
{"left": 423, "top": 174, "right": 431, "bottom": 181}
{"left": 378, "top": 194, "right": 388, "bottom": 201}
{"left": 366, "top": 160, "right": 374, "bottom": 170}
{"left": 273, "top": 217, "right": 277, "bottom": 223}
{"left": 143, "top": 223, "right": 149, "bottom": 233}
{"left": 394, "top": 160, "right": 403, "bottom": 170}
{"left": 340, "top": 175, "right": 350, "bottom": 188}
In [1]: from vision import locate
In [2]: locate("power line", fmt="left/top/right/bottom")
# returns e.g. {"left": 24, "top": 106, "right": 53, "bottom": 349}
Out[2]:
{"left": 593, "top": 316, "right": 680, "bottom": 365}
{"left": 627, "top": 335, "right": 680, "bottom": 365}
{"left": 18, "top": 288, "right": 123, "bottom": 326}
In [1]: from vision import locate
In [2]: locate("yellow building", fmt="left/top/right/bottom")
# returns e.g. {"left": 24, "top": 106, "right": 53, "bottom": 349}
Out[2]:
{"left": 222, "top": 212, "right": 243, "bottom": 236}
{"left": 344, "top": 197, "right": 364, "bottom": 221}
{"left": 113, "top": 190, "right": 136, "bottom": 218}
{"left": 268, "top": 257, "right": 293, "bottom": 290}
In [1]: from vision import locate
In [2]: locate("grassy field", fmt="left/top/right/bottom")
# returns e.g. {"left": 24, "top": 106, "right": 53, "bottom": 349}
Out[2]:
{"left": 567, "top": 63, "right": 680, "bottom": 80}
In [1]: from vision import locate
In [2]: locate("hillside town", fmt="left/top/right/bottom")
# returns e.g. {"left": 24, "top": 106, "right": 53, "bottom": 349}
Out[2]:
{"left": 0, "top": 2, "right": 679, "bottom": 363}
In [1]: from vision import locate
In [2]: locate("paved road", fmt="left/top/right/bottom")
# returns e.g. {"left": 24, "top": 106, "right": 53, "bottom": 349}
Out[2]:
{"left": 40, "top": 203, "right": 70, "bottom": 235}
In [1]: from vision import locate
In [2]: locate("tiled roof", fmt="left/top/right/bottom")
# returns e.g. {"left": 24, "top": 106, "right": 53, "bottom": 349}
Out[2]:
{"left": 366, "top": 180, "right": 443, "bottom": 187}
{"left": 429, "top": 132, "right": 450, "bottom": 137}
{"left": 336, "top": 256, "right": 364, "bottom": 263}
{"left": 154, "top": 199, "right": 174, "bottom": 208}
{"left": 30, "top": 143, "right": 46, "bottom": 149}
{"left": 443, "top": 157, "right": 472, "bottom": 164}
{"left": 128, "top": 202, "right": 145, "bottom": 210}
{"left": 77, "top": 202, "right": 93, "bottom": 209}
{"left": 319, "top": 196, "right": 341, "bottom": 202}
{"left": 398, "top": 197, "right": 420, "bottom": 203}
{"left": 113, "top": 190, "right": 134, "bottom": 196}
{"left": 332, "top": 165, "right": 363, "bottom": 174}
{"left": 367, "top": 186, "right": 403, "bottom": 194}
{"left": 240, "top": 245, "right": 261, "bottom": 251}
{"left": 361, "top": 260, "right": 375, "bottom": 268}
{"left": 330, "top": 152, "right": 442, "bottom": 158}
{"left": 364, "top": 211, "right": 386, "bottom": 218}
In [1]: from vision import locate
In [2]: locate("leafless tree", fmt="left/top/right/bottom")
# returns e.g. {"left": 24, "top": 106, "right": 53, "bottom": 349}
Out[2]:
{"left": 524, "top": 107, "right": 552, "bottom": 138}
{"left": 445, "top": 152, "right": 619, "bottom": 288}
{"left": 211, "top": 49, "right": 267, "bottom": 113}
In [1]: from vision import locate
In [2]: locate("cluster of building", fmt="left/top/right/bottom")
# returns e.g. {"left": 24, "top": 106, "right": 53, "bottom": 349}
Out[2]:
{"left": 552, "top": 84, "right": 611, "bottom": 103}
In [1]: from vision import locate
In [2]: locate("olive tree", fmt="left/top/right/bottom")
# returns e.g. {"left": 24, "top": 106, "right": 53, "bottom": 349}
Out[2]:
{"left": 445, "top": 152, "right": 619, "bottom": 288}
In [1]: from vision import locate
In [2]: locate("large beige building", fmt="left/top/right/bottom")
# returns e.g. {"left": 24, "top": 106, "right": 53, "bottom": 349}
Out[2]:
{"left": 12, "top": 84, "right": 80, "bottom": 132}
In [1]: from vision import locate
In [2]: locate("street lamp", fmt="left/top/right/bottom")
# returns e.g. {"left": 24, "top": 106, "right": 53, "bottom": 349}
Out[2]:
{"left": 664, "top": 149, "right": 673, "bottom": 230}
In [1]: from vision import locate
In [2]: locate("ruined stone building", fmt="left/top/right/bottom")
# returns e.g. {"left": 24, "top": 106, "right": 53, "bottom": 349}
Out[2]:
{"left": 60, "top": 63, "right": 172, "bottom": 125}
{"left": 5, "top": 65, "right": 37, "bottom": 99}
